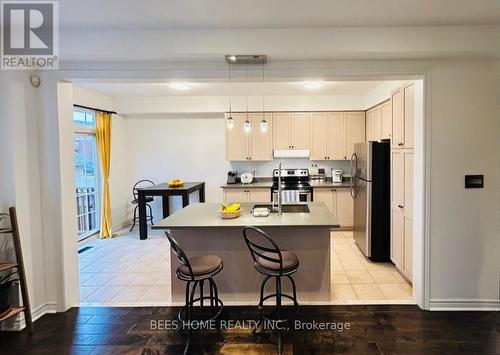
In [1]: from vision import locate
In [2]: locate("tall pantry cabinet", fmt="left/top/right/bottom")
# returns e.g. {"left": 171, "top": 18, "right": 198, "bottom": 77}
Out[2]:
{"left": 390, "top": 82, "right": 414, "bottom": 282}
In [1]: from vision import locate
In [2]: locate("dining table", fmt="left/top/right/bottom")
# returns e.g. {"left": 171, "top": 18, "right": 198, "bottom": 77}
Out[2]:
{"left": 136, "top": 181, "right": 205, "bottom": 240}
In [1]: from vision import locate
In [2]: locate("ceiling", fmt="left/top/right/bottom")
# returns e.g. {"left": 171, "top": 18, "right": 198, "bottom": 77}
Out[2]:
{"left": 60, "top": 0, "right": 500, "bottom": 29}
{"left": 75, "top": 81, "right": 386, "bottom": 98}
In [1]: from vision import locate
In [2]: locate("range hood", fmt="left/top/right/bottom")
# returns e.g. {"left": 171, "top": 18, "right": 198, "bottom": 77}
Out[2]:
{"left": 273, "top": 149, "right": 310, "bottom": 158}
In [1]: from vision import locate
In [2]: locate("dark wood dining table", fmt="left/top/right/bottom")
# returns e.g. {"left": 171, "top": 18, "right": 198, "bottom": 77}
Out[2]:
{"left": 136, "top": 182, "right": 205, "bottom": 240}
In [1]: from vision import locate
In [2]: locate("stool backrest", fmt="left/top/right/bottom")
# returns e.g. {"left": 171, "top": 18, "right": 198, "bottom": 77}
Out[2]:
{"left": 243, "top": 226, "right": 283, "bottom": 272}
{"left": 132, "top": 179, "right": 155, "bottom": 200}
{"left": 164, "top": 232, "right": 194, "bottom": 278}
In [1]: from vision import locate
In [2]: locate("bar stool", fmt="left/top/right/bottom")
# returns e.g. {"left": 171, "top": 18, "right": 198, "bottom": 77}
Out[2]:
{"left": 130, "top": 179, "right": 155, "bottom": 231}
{"left": 165, "top": 232, "right": 225, "bottom": 355}
{"left": 243, "top": 226, "right": 299, "bottom": 355}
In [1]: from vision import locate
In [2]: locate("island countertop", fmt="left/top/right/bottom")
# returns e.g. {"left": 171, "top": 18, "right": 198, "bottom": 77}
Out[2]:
{"left": 152, "top": 202, "right": 339, "bottom": 229}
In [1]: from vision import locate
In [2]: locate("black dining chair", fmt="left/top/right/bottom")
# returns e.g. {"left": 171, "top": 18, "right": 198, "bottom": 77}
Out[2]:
{"left": 243, "top": 226, "right": 300, "bottom": 355}
{"left": 130, "top": 179, "right": 155, "bottom": 231}
{"left": 165, "top": 231, "right": 225, "bottom": 355}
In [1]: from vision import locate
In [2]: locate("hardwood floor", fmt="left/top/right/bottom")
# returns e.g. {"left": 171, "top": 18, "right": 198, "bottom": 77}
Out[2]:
{"left": 0, "top": 306, "right": 498, "bottom": 354}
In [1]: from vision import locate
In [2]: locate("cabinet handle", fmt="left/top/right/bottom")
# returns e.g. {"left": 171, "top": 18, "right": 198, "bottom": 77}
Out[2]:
{"left": 398, "top": 143, "right": 404, "bottom": 146}
{"left": 398, "top": 204, "right": 404, "bottom": 209}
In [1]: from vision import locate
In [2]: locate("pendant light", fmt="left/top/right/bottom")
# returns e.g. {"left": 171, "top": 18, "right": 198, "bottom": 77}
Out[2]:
{"left": 243, "top": 63, "right": 251, "bottom": 133}
{"left": 260, "top": 62, "right": 268, "bottom": 133}
{"left": 226, "top": 61, "right": 234, "bottom": 129}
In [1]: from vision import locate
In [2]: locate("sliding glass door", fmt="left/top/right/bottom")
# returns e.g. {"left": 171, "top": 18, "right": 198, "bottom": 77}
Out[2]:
{"left": 73, "top": 108, "right": 100, "bottom": 240}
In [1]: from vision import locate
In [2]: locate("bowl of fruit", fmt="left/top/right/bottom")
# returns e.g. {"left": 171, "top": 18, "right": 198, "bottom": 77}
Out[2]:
{"left": 168, "top": 179, "right": 184, "bottom": 187}
{"left": 219, "top": 203, "right": 241, "bottom": 219}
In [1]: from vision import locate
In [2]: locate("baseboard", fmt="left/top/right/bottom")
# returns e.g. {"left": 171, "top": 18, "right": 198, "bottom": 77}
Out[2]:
{"left": 429, "top": 299, "right": 500, "bottom": 311}
{"left": 0, "top": 302, "right": 57, "bottom": 331}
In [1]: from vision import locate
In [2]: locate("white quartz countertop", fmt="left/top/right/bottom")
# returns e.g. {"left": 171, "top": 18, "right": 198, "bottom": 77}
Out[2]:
{"left": 152, "top": 202, "right": 339, "bottom": 229}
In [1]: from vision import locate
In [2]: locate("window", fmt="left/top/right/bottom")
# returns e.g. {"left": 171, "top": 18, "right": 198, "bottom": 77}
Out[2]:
{"left": 73, "top": 107, "right": 100, "bottom": 240}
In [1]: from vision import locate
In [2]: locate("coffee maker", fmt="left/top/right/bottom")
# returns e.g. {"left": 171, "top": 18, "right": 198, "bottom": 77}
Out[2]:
{"left": 227, "top": 171, "right": 238, "bottom": 184}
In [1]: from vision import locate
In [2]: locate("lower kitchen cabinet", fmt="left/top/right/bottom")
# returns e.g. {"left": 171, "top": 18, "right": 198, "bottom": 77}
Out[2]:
{"left": 390, "top": 148, "right": 414, "bottom": 281}
{"left": 313, "top": 188, "right": 353, "bottom": 227}
{"left": 223, "top": 188, "right": 271, "bottom": 203}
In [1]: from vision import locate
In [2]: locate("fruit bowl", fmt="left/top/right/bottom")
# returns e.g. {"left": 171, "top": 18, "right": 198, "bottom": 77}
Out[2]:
{"left": 168, "top": 179, "right": 184, "bottom": 187}
{"left": 219, "top": 203, "right": 241, "bottom": 219}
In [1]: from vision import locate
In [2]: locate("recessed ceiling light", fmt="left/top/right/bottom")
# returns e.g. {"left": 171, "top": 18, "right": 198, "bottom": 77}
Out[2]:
{"left": 303, "top": 81, "right": 324, "bottom": 89}
{"left": 170, "top": 82, "right": 191, "bottom": 90}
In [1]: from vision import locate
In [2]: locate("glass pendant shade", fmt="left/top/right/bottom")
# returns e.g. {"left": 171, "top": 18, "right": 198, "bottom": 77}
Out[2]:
{"left": 227, "top": 115, "right": 234, "bottom": 129}
{"left": 260, "top": 118, "right": 268, "bottom": 133}
{"left": 243, "top": 119, "right": 251, "bottom": 133}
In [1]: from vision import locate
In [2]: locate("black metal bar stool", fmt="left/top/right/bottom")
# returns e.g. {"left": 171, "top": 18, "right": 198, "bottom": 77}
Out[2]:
{"left": 165, "top": 232, "right": 225, "bottom": 355}
{"left": 130, "top": 179, "right": 155, "bottom": 231}
{"left": 243, "top": 226, "right": 299, "bottom": 355}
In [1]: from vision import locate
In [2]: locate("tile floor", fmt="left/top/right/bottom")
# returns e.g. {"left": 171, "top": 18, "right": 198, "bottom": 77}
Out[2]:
{"left": 78, "top": 227, "right": 171, "bottom": 306}
{"left": 78, "top": 228, "right": 413, "bottom": 306}
{"left": 330, "top": 230, "right": 413, "bottom": 304}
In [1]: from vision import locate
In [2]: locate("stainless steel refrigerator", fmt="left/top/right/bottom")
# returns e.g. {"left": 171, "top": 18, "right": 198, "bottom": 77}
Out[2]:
{"left": 350, "top": 142, "right": 390, "bottom": 261}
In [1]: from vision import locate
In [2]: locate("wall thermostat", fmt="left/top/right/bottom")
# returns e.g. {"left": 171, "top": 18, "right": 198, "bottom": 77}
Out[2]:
{"left": 465, "top": 175, "right": 484, "bottom": 188}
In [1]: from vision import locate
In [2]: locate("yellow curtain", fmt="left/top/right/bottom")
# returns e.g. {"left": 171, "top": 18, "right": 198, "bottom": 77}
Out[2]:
{"left": 95, "top": 111, "right": 114, "bottom": 238}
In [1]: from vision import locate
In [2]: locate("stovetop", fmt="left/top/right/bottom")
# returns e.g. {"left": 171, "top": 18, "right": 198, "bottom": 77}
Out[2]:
{"left": 272, "top": 168, "right": 311, "bottom": 191}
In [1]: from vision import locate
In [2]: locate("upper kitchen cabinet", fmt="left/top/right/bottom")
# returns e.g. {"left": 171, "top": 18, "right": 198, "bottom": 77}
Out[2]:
{"left": 392, "top": 82, "right": 414, "bottom": 149}
{"left": 403, "top": 83, "right": 415, "bottom": 149}
{"left": 381, "top": 100, "right": 392, "bottom": 140}
{"left": 345, "top": 112, "right": 366, "bottom": 159}
{"left": 366, "top": 106, "right": 381, "bottom": 142}
{"left": 291, "top": 112, "right": 311, "bottom": 149}
{"left": 225, "top": 113, "right": 248, "bottom": 161}
{"left": 312, "top": 112, "right": 365, "bottom": 160}
{"left": 250, "top": 113, "right": 273, "bottom": 160}
{"left": 225, "top": 112, "right": 273, "bottom": 161}
{"left": 328, "top": 112, "right": 346, "bottom": 160}
{"left": 273, "top": 112, "right": 310, "bottom": 150}
{"left": 366, "top": 100, "right": 391, "bottom": 142}
{"left": 273, "top": 112, "right": 291, "bottom": 149}
{"left": 309, "top": 112, "right": 328, "bottom": 160}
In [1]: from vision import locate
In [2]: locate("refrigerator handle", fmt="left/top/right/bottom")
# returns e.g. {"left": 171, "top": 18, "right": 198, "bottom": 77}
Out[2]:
{"left": 350, "top": 153, "right": 357, "bottom": 198}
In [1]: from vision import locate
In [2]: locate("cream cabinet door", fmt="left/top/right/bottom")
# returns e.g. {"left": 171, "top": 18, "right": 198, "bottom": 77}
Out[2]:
{"left": 250, "top": 113, "right": 273, "bottom": 161}
{"left": 291, "top": 112, "right": 310, "bottom": 149}
{"left": 404, "top": 150, "right": 414, "bottom": 219}
{"left": 403, "top": 83, "right": 415, "bottom": 149}
{"left": 403, "top": 216, "right": 413, "bottom": 281}
{"left": 391, "top": 88, "right": 404, "bottom": 148}
{"left": 223, "top": 189, "right": 248, "bottom": 203}
{"left": 225, "top": 113, "right": 249, "bottom": 161}
{"left": 391, "top": 149, "right": 404, "bottom": 210}
{"left": 345, "top": 112, "right": 366, "bottom": 160}
{"left": 366, "top": 109, "right": 374, "bottom": 142}
{"left": 273, "top": 112, "right": 291, "bottom": 149}
{"left": 328, "top": 112, "right": 345, "bottom": 160}
{"left": 335, "top": 189, "right": 353, "bottom": 227}
{"left": 248, "top": 188, "right": 271, "bottom": 203}
{"left": 381, "top": 101, "right": 392, "bottom": 140}
{"left": 313, "top": 189, "right": 334, "bottom": 216}
{"left": 310, "top": 112, "right": 328, "bottom": 160}
{"left": 391, "top": 208, "right": 404, "bottom": 269}
{"left": 373, "top": 107, "right": 382, "bottom": 142}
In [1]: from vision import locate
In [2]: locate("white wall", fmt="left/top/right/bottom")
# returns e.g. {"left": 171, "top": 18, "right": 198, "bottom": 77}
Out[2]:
{"left": 428, "top": 61, "right": 500, "bottom": 308}
{"left": 124, "top": 116, "right": 230, "bottom": 216}
{"left": 0, "top": 71, "right": 48, "bottom": 327}
{"left": 115, "top": 94, "right": 367, "bottom": 115}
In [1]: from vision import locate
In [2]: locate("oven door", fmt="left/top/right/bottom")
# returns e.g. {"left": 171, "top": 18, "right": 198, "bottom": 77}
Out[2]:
{"left": 273, "top": 190, "right": 311, "bottom": 204}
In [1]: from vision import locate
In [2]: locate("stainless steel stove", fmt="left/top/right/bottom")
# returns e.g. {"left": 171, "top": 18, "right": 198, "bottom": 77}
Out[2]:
{"left": 272, "top": 168, "right": 312, "bottom": 203}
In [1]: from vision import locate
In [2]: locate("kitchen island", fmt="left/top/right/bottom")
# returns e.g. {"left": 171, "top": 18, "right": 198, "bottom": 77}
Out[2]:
{"left": 153, "top": 202, "right": 339, "bottom": 304}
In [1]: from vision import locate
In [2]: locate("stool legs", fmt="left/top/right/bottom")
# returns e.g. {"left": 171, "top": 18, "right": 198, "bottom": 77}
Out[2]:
{"left": 130, "top": 205, "right": 138, "bottom": 231}
{"left": 180, "top": 277, "right": 225, "bottom": 354}
{"left": 252, "top": 274, "right": 299, "bottom": 355}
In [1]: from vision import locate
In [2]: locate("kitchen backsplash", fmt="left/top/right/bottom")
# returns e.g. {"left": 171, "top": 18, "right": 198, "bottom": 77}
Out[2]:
{"left": 230, "top": 159, "right": 351, "bottom": 178}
